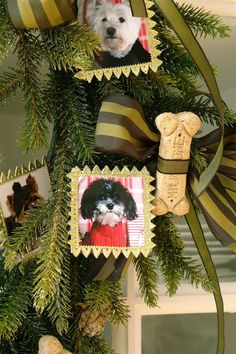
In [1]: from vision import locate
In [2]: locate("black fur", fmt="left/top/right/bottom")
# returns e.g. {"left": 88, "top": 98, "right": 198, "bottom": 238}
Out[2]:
{"left": 96, "top": 39, "right": 151, "bottom": 68}
{"left": 80, "top": 179, "right": 138, "bottom": 221}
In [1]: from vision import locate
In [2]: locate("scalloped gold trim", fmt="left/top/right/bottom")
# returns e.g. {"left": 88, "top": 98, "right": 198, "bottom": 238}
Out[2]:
{"left": 74, "top": 0, "right": 162, "bottom": 82}
{"left": 0, "top": 157, "right": 49, "bottom": 241}
{"left": 67, "top": 165, "right": 155, "bottom": 258}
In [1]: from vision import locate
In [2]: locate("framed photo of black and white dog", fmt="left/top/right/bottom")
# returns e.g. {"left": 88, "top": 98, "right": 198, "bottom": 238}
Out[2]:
{"left": 0, "top": 159, "right": 51, "bottom": 245}
{"left": 75, "top": 0, "right": 162, "bottom": 82}
{"left": 68, "top": 166, "right": 155, "bottom": 258}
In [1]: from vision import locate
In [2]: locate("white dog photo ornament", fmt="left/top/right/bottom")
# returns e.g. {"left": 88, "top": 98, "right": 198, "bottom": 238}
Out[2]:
{"left": 75, "top": 0, "right": 162, "bottom": 82}
{"left": 68, "top": 166, "right": 155, "bottom": 258}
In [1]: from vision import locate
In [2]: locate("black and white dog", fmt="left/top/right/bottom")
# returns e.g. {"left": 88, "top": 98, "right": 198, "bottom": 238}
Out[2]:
{"left": 80, "top": 178, "right": 137, "bottom": 247}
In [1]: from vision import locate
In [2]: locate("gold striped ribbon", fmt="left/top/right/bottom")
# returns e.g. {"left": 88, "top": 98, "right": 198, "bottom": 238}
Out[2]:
{"left": 6, "top": 0, "right": 76, "bottom": 29}
{"left": 190, "top": 127, "right": 236, "bottom": 252}
{"left": 95, "top": 94, "right": 160, "bottom": 160}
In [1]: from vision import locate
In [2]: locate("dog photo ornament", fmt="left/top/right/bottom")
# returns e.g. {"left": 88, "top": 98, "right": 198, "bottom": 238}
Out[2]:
{"left": 75, "top": 0, "right": 162, "bottom": 81}
{"left": 0, "top": 158, "right": 51, "bottom": 245}
{"left": 68, "top": 166, "right": 155, "bottom": 258}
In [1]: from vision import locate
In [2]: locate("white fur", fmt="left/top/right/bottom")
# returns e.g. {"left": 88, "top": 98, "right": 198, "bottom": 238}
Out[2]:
{"left": 95, "top": 200, "right": 125, "bottom": 227}
{"left": 85, "top": 0, "right": 141, "bottom": 58}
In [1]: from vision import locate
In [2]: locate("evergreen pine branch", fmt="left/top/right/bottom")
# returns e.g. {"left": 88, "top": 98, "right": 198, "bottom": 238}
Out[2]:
{"left": 153, "top": 216, "right": 213, "bottom": 295}
{"left": 77, "top": 336, "right": 117, "bottom": 354}
{"left": 178, "top": 3, "right": 230, "bottom": 39}
{"left": 15, "top": 31, "right": 49, "bottom": 151}
{"left": 43, "top": 71, "right": 96, "bottom": 164}
{"left": 33, "top": 73, "right": 78, "bottom": 333}
{"left": 0, "top": 0, "right": 17, "bottom": 63}
{"left": 39, "top": 23, "right": 101, "bottom": 71}
{"left": 133, "top": 254, "right": 159, "bottom": 308}
{"left": 83, "top": 281, "right": 129, "bottom": 325}
{"left": 180, "top": 96, "right": 236, "bottom": 127}
{"left": 0, "top": 69, "right": 24, "bottom": 104}
{"left": 3, "top": 201, "right": 48, "bottom": 270}
{"left": 0, "top": 270, "right": 32, "bottom": 340}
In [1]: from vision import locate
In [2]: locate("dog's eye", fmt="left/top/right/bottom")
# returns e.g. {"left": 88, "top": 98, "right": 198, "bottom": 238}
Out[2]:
{"left": 102, "top": 17, "right": 107, "bottom": 22}
{"left": 119, "top": 17, "right": 125, "bottom": 23}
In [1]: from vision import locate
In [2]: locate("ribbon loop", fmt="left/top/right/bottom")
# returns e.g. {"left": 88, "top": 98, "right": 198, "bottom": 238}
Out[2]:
{"left": 6, "top": 0, "right": 76, "bottom": 29}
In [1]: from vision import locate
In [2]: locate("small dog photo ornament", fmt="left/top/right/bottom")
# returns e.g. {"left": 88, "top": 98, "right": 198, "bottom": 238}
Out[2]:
{"left": 68, "top": 166, "right": 155, "bottom": 258}
{"left": 75, "top": 0, "right": 162, "bottom": 81}
{"left": 0, "top": 158, "right": 51, "bottom": 243}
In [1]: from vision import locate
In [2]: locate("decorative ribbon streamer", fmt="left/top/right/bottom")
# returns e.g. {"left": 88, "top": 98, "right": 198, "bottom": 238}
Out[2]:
{"left": 185, "top": 190, "right": 225, "bottom": 354}
{"left": 6, "top": 0, "right": 76, "bottom": 29}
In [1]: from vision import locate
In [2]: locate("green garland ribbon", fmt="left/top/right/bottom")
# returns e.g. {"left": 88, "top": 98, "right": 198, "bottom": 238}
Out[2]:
{"left": 6, "top": 0, "right": 76, "bottom": 29}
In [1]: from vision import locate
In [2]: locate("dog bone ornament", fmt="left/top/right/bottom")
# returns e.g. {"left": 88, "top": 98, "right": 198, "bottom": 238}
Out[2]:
{"left": 38, "top": 335, "right": 72, "bottom": 354}
{"left": 153, "top": 112, "right": 201, "bottom": 216}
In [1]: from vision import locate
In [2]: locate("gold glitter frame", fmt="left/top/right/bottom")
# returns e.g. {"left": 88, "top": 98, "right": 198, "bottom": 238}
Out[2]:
{"left": 68, "top": 166, "right": 155, "bottom": 258}
{"left": 75, "top": 0, "right": 162, "bottom": 82}
{"left": 0, "top": 158, "right": 50, "bottom": 243}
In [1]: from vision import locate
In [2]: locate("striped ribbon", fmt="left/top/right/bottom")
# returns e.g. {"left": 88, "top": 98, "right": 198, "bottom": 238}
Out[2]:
{"left": 95, "top": 94, "right": 160, "bottom": 160}
{"left": 6, "top": 0, "right": 76, "bottom": 29}
{"left": 190, "top": 127, "right": 236, "bottom": 251}
{"left": 82, "top": 254, "right": 133, "bottom": 282}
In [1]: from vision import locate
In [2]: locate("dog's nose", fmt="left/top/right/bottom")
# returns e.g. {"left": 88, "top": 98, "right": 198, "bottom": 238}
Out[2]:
{"left": 106, "top": 27, "right": 116, "bottom": 37}
{"left": 107, "top": 203, "right": 114, "bottom": 210}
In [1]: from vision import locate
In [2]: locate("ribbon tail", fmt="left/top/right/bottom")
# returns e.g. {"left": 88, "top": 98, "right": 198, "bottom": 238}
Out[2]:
{"left": 129, "top": 0, "right": 147, "bottom": 17}
{"left": 185, "top": 190, "right": 225, "bottom": 354}
{"left": 155, "top": 0, "right": 225, "bottom": 195}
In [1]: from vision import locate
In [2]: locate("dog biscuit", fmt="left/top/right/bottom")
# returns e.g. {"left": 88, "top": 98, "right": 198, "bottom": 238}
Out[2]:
{"left": 153, "top": 112, "right": 201, "bottom": 216}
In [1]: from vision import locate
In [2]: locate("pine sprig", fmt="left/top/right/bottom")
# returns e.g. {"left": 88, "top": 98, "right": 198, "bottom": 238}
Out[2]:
{"left": 0, "top": 69, "right": 24, "bottom": 104}
{"left": 178, "top": 3, "right": 230, "bottom": 39}
{"left": 83, "top": 281, "right": 129, "bottom": 325}
{"left": 0, "top": 0, "right": 17, "bottom": 63}
{"left": 16, "top": 31, "right": 49, "bottom": 151}
{"left": 3, "top": 201, "right": 48, "bottom": 270}
{"left": 77, "top": 336, "right": 118, "bottom": 354}
{"left": 133, "top": 254, "right": 159, "bottom": 308}
{"left": 0, "top": 270, "right": 32, "bottom": 340}
{"left": 39, "top": 23, "right": 101, "bottom": 71}
{"left": 153, "top": 216, "right": 213, "bottom": 295}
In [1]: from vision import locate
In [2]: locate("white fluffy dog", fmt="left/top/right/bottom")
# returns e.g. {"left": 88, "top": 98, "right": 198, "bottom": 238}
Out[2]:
{"left": 86, "top": 0, "right": 141, "bottom": 59}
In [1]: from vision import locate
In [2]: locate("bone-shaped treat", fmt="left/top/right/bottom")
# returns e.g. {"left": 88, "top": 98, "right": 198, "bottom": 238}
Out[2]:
{"left": 38, "top": 335, "right": 72, "bottom": 354}
{"left": 153, "top": 112, "right": 201, "bottom": 216}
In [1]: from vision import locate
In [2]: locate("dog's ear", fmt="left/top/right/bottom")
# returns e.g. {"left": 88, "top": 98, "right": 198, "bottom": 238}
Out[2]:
{"left": 26, "top": 174, "right": 39, "bottom": 193}
{"left": 80, "top": 189, "right": 95, "bottom": 219}
{"left": 123, "top": 188, "right": 138, "bottom": 221}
